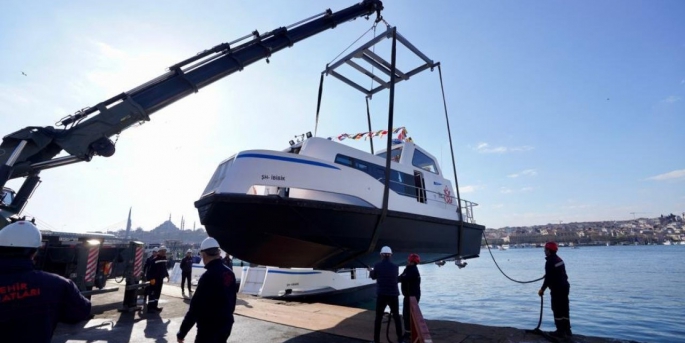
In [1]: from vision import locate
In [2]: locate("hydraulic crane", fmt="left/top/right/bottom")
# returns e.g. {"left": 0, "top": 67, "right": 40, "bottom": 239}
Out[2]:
{"left": 0, "top": 0, "right": 384, "bottom": 227}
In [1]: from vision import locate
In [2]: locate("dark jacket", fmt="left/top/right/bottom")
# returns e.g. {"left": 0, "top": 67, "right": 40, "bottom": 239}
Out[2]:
{"left": 0, "top": 258, "right": 92, "bottom": 343}
{"left": 398, "top": 264, "right": 421, "bottom": 297}
{"left": 180, "top": 256, "right": 194, "bottom": 274}
{"left": 143, "top": 254, "right": 156, "bottom": 276}
{"left": 370, "top": 258, "right": 400, "bottom": 296}
{"left": 146, "top": 255, "right": 169, "bottom": 281}
{"left": 178, "top": 258, "right": 237, "bottom": 341}
{"left": 541, "top": 253, "right": 569, "bottom": 293}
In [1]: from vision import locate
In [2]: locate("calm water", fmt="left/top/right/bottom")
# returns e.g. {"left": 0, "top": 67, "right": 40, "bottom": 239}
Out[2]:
{"left": 416, "top": 245, "right": 685, "bottom": 343}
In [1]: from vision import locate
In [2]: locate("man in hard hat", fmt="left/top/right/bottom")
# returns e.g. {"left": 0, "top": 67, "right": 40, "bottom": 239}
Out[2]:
{"left": 144, "top": 247, "right": 159, "bottom": 278}
{"left": 177, "top": 237, "right": 237, "bottom": 343}
{"left": 538, "top": 241, "right": 572, "bottom": 338}
{"left": 180, "top": 249, "right": 194, "bottom": 297}
{"left": 0, "top": 220, "right": 92, "bottom": 342}
{"left": 146, "top": 245, "right": 169, "bottom": 313}
{"left": 399, "top": 253, "right": 421, "bottom": 339}
{"left": 368, "top": 246, "right": 403, "bottom": 343}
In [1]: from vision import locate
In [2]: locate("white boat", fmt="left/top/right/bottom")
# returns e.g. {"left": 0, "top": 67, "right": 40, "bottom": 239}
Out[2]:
{"left": 499, "top": 244, "right": 509, "bottom": 250}
{"left": 238, "top": 266, "right": 375, "bottom": 306}
{"left": 195, "top": 137, "right": 485, "bottom": 269}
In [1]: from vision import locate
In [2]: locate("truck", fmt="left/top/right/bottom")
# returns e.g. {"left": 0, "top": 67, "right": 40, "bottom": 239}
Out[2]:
{"left": 0, "top": 0, "right": 384, "bottom": 306}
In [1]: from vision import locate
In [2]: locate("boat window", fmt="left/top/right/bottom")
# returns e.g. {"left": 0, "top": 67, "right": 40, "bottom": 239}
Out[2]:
{"left": 202, "top": 158, "right": 233, "bottom": 195}
{"left": 334, "top": 155, "right": 353, "bottom": 166}
{"left": 412, "top": 149, "right": 438, "bottom": 174}
{"left": 334, "top": 154, "right": 415, "bottom": 198}
{"left": 376, "top": 147, "right": 403, "bottom": 162}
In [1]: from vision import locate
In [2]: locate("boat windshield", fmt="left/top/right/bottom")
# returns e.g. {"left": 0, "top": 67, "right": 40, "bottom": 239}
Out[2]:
{"left": 376, "top": 147, "right": 402, "bottom": 162}
{"left": 0, "top": 188, "right": 14, "bottom": 206}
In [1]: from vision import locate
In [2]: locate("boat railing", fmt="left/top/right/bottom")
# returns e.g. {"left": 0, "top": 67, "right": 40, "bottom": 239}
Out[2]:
{"left": 380, "top": 178, "right": 479, "bottom": 224}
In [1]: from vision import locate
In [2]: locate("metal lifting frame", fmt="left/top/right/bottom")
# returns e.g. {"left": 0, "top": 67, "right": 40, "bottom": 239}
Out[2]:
{"left": 322, "top": 26, "right": 439, "bottom": 98}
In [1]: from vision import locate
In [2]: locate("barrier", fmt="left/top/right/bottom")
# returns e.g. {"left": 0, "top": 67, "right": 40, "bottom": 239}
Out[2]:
{"left": 409, "top": 296, "right": 433, "bottom": 343}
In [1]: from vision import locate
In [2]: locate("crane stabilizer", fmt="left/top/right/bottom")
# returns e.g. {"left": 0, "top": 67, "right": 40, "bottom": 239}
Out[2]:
{"left": 0, "top": 0, "right": 383, "bottom": 225}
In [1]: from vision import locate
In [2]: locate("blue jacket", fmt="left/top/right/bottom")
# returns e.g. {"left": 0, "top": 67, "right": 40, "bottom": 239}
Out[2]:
{"left": 178, "top": 258, "right": 237, "bottom": 341}
{"left": 399, "top": 264, "right": 421, "bottom": 297}
{"left": 541, "top": 253, "right": 570, "bottom": 292}
{"left": 0, "top": 258, "right": 92, "bottom": 343}
{"left": 370, "top": 258, "right": 400, "bottom": 296}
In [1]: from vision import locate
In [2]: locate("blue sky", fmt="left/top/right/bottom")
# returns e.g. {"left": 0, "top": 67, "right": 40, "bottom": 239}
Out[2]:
{"left": 1, "top": 1, "right": 683, "bottom": 232}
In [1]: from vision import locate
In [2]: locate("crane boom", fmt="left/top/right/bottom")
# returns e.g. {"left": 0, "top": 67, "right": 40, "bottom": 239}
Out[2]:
{"left": 0, "top": 0, "right": 383, "bottom": 224}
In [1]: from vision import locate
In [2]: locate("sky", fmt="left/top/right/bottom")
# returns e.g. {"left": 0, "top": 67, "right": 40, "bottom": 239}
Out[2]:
{"left": 0, "top": 0, "right": 683, "bottom": 232}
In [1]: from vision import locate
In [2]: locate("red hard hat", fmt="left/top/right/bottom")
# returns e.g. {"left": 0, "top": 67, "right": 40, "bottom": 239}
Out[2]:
{"left": 545, "top": 242, "right": 558, "bottom": 252}
{"left": 408, "top": 253, "right": 420, "bottom": 264}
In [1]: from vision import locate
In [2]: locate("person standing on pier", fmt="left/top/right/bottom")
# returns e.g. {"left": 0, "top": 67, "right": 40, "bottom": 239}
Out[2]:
{"left": 538, "top": 241, "right": 572, "bottom": 338}
{"left": 144, "top": 247, "right": 159, "bottom": 277}
{"left": 146, "top": 246, "right": 169, "bottom": 313}
{"left": 399, "top": 253, "right": 421, "bottom": 339}
{"left": 180, "top": 249, "right": 194, "bottom": 297}
{"left": 0, "top": 221, "right": 92, "bottom": 343}
{"left": 368, "top": 246, "right": 404, "bottom": 343}
{"left": 177, "top": 237, "right": 237, "bottom": 343}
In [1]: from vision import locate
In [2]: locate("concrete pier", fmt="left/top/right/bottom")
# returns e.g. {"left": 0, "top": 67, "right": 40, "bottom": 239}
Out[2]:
{"left": 53, "top": 281, "right": 631, "bottom": 342}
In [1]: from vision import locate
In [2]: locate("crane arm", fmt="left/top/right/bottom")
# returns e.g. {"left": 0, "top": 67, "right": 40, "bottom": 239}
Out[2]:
{"left": 1, "top": 0, "right": 383, "bottom": 182}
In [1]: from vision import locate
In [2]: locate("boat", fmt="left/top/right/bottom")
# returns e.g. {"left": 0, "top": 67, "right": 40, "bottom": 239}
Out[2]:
{"left": 195, "top": 136, "right": 485, "bottom": 269}
{"left": 499, "top": 244, "right": 509, "bottom": 250}
{"left": 239, "top": 266, "right": 375, "bottom": 307}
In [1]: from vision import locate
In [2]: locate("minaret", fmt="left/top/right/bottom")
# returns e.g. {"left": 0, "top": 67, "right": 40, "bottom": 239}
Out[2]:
{"left": 124, "top": 207, "right": 132, "bottom": 240}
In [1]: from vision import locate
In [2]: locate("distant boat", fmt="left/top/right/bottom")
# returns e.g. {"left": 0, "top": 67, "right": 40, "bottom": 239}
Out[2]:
{"left": 498, "top": 244, "right": 509, "bottom": 250}
{"left": 663, "top": 240, "right": 672, "bottom": 246}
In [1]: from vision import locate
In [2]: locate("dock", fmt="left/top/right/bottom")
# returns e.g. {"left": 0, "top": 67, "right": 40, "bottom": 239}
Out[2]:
{"left": 53, "top": 281, "right": 629, "bottom": 343}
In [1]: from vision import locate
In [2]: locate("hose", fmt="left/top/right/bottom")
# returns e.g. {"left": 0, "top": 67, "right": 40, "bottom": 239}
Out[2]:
{"left": 384, "top": 311, "right": 395, "bottom": 343}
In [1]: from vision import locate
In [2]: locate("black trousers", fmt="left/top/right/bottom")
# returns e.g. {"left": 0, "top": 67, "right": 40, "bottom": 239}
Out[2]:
{"left": 195, "top": 323, "right": 233, "bottom": 343}
{"left": 181, "top": 271, "right": 192, "bottom": 292}
{"left": 403, "top": 294, "right": 421, "bottom": 331}
{"left": 148, "top": 280, "right": 163, "bottom": 309}
{"left": 551, "top": 286, "right": 570, "bottom": 331}
{"left": 374, "top": 295, "right": 402, "bottom": 343}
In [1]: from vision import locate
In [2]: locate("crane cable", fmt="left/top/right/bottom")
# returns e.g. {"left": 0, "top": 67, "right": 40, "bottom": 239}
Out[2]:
{"left": 482, "top": 232, "right": 544, "bottom": 283}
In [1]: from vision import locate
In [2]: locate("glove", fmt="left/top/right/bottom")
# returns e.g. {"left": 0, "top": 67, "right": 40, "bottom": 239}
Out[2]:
{"left": 150, "top": 279, "right": 156, "bottom": 286}
{"left": 538, "top": 289, "right": 544, "bottom": 297}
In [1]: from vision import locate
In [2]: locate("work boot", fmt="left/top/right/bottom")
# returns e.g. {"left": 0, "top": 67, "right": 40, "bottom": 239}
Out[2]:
{"left": 564, "top": 319, "right": 573, "bottom": 337}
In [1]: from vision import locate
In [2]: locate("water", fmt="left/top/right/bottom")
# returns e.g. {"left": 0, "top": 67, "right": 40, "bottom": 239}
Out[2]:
{"left": 416, "top": 245, "right": 685, "bottom": 343}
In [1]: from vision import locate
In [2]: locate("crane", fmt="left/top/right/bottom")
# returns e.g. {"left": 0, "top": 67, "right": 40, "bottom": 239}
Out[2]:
{"left": 0, "top": 0, "right": 384, "bottom": 227}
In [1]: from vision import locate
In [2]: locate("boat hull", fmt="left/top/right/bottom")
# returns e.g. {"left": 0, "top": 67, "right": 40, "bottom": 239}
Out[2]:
{"left": 195, "top": 193, "right": 484, "bottom": 269}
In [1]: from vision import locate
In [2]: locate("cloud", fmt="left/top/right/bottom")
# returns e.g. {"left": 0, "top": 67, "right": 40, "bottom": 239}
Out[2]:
{"left": 647, "top": 169, "right": 685, "bottom": 181}
{"left": 474, "top": 142, "right": 533, "bottom": 154}
{"left": 500, "top": 186, "right": 533, "bottom": 194}
{"left": 460, "top": 185, "right": 480, "bottom": 193}
{"left": 508, "top": 169, "right": 537, "bottom": 178}
{"left": 662, "top": 95, "right": 681, "bottom": 104}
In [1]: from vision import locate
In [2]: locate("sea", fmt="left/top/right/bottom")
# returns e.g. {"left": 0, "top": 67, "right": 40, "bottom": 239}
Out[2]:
{"left": 414, "top": 244, "right": 685, "bottom": 343}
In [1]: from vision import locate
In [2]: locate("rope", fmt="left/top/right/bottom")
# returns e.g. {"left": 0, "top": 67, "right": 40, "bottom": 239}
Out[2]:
{"left": 482, "top": 232, "right": 544, "bottom": 283}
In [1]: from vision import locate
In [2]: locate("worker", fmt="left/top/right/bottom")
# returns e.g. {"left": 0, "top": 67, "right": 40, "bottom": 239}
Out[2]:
{"left": 538, "top": 241, "right": 572, "bottom": 338}
{"left": 399, "top": 253, "right": 421, "bottom": 339}
{"left": 177, "top": 237, "right": 237, "bottom": 343}
{"left": 144, "top": 247, "right": 159, "bottom": 278}
{"left": 146, "top": 245, "right": 169, "bottom": 313}
{"left": 180, "top": 249, "right": 194, "bottom": 297}
{"left": 0, "top": 221, "right": 92, "bottom": 342}
{"left": 368, "top": 246, "right": 403, "bottom": 343}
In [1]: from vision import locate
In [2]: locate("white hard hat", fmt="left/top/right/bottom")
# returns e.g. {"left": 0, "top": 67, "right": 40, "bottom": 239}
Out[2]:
{"left": 158, "top": 246, "right": 167, "bottom": 251}
{"left": 0, "top": 221, "right": 42, "bottom": 248}
{"left": 152, "top": 247, "right": 159, "bottom": 252}
{"left": 186, "top": 249, "right": 192, "bottom": 254}
{"left": 200, "top": 237, "right": 220, "bottom": 251}
{"left": 380, "top": 246, "right": 392, "bottom": 255}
